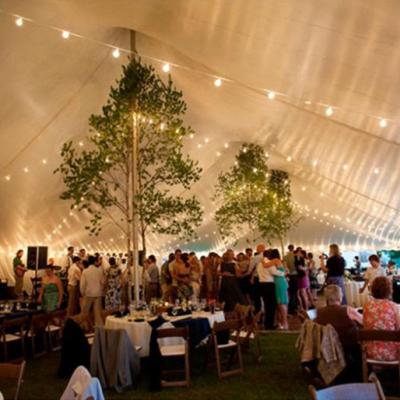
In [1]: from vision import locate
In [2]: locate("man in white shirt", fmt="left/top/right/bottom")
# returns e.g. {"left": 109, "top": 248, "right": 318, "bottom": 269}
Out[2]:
{"left": 80, "top": 255, "right": 104, "bottom": 326}
{"left": 360, "top": 254, "right": 386, "bottom": 294}
{"left": 257, "top": 249, "right": 284, "bottom": 329}
{"left": 67, "top": 256, "right": 82, "bottom": 317}
{"left": 60, "top": 246, "right": 74, "bottom": 274}
{"left": 249, "top": 244, "right": 266, "bottom": 313}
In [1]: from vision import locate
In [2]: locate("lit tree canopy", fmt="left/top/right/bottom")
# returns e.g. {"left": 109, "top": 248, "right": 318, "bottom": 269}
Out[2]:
{"left": 214, "top": 143, "right": 297, "bottom": 247}
{"left": 56, "top": 57, "right": 203, "bottom": 254}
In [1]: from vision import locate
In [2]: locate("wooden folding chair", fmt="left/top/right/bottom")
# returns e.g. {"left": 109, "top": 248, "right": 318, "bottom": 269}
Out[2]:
{"left": 0, "top": 316, "right": 28, "bottom": 362}
{"left": 308, "top": 372, "right": 385, "bottom": 400}
{"left": 233, "top": 305, "right": 263, "bottom": 363}
{"left": 357, "top": 329, "right": 400, "bottom": 386}
{"left": 0, "top": 360, "right": 26, "bottom": 400}
{"left": 47, "top": 309, "right": 66, "bottom": 351}
{"left": 27, "top": 313, "right": 48, "bottom": 358}
{"left": 157, "top": 326, "right": 190, "bottom": 388}
{"left": 212, "top": 319, "right": 243, "bottom": 380}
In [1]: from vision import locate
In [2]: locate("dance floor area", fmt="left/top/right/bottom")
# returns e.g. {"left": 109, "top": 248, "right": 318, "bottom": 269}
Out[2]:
{"left": 14, "top": 333, "right": 307, "bottom": 400}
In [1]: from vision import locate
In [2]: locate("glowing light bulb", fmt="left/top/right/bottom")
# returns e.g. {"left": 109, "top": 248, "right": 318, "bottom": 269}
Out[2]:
{"left": 243, "top": 147, "right": 247, "bottom": 153}
{"left": 204, "top": 137, "right": 209, "bottom": 143}
{"left": 112, "top": 48, "right": 120, "bottom": 58}
{"left": 189, "top": 133, "right": 194, "bottom": 139}
{"left": 267, "top": 91, "right": 276, "bottom": 100}
{"left": 343, "top": 164, "right": 348, "bottom": 170}
{"left": 287, "top": 156, "right": 292, "bottom": 162}
{"left": 4, "top": 175, "right": 11, "bottom": 181}
{"left": 15, "top": 17, "right": 23, "bottom": 27}
{"left": 214, "top": 78, "right": 222, "bottom": 87}
{"left": 373, "top": 168, "right": 380, "bottom": 174}
{"left": 160, "top": 123, "right": 165, "bottom": 131}
{"left": 265, "top": 152, "right": 269, "bottom": 158}
{"left": 197, "top": 144, "right": 202, "bottom": 149}
{"left": 379, "top": 118, "right": 387, "bottom": 128}
{"left": 42, "top": 159, "right": 47, "bottom": 164}
{"left": 62, "top": 30, "right": 70, "bottom": 39}
{"left": 162, "top": 63, "right": 170, "bottom": 73}
{"left": 253, "top": 168, "right": 258, "bottom": 173}
{"left": 216, "top": 151, "right": 221, "bottom": 157}
{"left": 325, "top": 106, "right": 333, "bottom": 116}
{"left": 312, "top": 160, "right": 318, "bottom": 167}
{"left": 79, "top": 141, "right": 84, "bottom": 147}
{"left": 23, "top": 167, "right": 29, "bottom": 173}
{"left": 224, "top": 143, "right": 229, "bottom": 148}
{"left": 302, "top": 186, "right": 306, "bottom": 191}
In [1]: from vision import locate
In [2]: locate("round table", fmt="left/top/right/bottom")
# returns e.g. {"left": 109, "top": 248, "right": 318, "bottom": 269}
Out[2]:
{"left": 344, "top": 281, "right": 369, "bottom": 307}
{"left": 105, "top": 310, "right": 224, "bottom": 357}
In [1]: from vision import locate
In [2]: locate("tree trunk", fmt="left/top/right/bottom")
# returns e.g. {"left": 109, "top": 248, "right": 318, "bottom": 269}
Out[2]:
{"left": 140, "top": 221, "right": 146, "bottom": 259}
{"left": 279, "top": 235, "right": 285, "bottom": 259}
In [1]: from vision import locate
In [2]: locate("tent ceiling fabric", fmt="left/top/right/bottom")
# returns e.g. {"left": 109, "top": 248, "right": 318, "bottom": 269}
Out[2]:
{"left": 0, "top": 0, "right": 400, "bottom": 263}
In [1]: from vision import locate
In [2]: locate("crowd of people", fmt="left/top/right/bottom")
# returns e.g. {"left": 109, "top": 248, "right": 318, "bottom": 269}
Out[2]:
{"left": 11, "top": 242, "right": 399, "bottom": 341}
{"left": 10, "top": 243, "right": 332, "bottom": 331}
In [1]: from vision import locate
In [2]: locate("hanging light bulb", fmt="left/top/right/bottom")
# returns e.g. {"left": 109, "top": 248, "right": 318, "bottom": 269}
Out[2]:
{"left": 379, "top": 118, "right": 387, "bottom": 128}
{"left": 373, "top": 167, "right": 380, "bottom": 174}
{"left": 224, "top": 143, "right": 229, "bottom": 148}
{"left": 162, "top": 63, "right": 170, "bottom": 73}
{"left": 214, "top": 78, "right": 222, "bottom": 87}
{"left": 267, "top": 91, "right": 276, "bottom": 100}
{"left": 42, "top": 159, "right": 47, "bottom": 164}
{"left": 343, "top": 164, "right": 348, "bottom": 170}
{"left": 112, "top": 48, "right": 120, "bottom": 58}
{"left": 287, "top": 156, "right": 292, "bottom": 162}
{"left": 62, "top": 30, "right": 70, "bottom": 39}
{"left": 78, "top": 141, "right": 84, "bottom": 147}
{"left": 204, "top": 137, "right": 209, "bottom": 143}
{"left": 313, "top": 160, "right": 318, "bottom": 167}
{"left": 216, "top": 151, "right": 221, "bottom": 157}
{"left": 4, "top": 175, "right": 11, "bottom": 181}
{"left": 23, "top": 167, "right": 29, "bottom": 173}
{"left": 325, "top": 106, "right": 333, "bottom": 116}
{"left": 301, "top": 186, "right": 306, "bottom": 191}
{"left": 253, "top": 167, "right": 258, "bottom": 173}
{"left": 189, "top": 133, "right": 194, "bottom": 139}
{"left": 15, "top": 17, "right": 24, "bottom": 27}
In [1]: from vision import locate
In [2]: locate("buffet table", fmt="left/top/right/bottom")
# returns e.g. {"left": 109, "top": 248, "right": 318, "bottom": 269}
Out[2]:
{"left": 344, "top": 280, "right": 369, "bottom": 307}
{"left": 105, "top": 310, "right": 225, "bottom": 357}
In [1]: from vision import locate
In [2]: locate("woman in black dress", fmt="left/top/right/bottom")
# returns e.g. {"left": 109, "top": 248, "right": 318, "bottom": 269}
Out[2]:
{"left": 320, "top": 243, "right": 347, "bottom": 304}
{"left": 219, "top": 249, "right": 246, "bottom": 311}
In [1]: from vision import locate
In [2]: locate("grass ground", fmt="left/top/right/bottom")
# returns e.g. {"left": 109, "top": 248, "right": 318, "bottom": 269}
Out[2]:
{"left": 19, "top": 332, "right": 308, "bottom": 400}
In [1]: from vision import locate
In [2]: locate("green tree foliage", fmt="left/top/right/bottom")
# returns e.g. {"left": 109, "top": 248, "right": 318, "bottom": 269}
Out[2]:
{"left": 214, "top": 143, "right": 297, "bottom": 247}
{"left": 55, "top": 57, "right": 203, "bottom": 254}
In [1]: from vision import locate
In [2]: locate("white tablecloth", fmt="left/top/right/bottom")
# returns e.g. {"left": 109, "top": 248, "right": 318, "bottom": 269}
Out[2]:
{"left": 105, "top": 310, "right": 224, "bottom": 357}
{"left": 344, "top": 281, "right": 369, "bottom": 308}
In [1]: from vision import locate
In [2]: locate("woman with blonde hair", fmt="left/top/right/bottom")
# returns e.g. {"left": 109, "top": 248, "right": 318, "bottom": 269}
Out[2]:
{"left": 320, "top": 244, "right": 347, "bottom": 304}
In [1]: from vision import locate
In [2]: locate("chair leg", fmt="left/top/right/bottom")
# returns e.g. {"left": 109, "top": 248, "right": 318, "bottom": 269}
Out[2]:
{"left": 237, "top": 343, "right": 244, "bottom": 374}
{"left": 361, "top": 347, "right": 368, "bottom": 383}
{"left": 3, "top": 339, "right": 7, "bottom": 362}
{"left": 185, "top": 346, "right": 190, "bottom": 387}
{"left": 214, "top": 341, "right": 222, "bottom": 380}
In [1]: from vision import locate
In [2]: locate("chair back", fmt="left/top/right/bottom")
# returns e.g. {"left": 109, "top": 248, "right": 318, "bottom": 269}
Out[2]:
{"left": 2, "top": 316, "right": 29, "bottom": 335}
{"left": 0, "top": 360, "right": 26, "bottom": 400}
{"left": 213, "top": 319, "right": 241, "bottom": 333}
{"left": 48, "top": 309, "right": 66, "bottom": 324}
{"left": 308, "top": 374, "right": 385, "bottom": 400}
{"left": 357, "top": 329, "right": 400, "bottom": 343}
{"left": 157, "top": 326, "right": 189, "bottom": 340}
{"left": 30, "top": 314, "right": 48, "bottom": 333}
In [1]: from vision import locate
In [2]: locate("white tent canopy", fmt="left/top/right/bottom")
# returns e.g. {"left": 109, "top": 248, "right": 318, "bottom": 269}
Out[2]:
{"left": 0, "top": 0, "right": 399, "bottom": 278}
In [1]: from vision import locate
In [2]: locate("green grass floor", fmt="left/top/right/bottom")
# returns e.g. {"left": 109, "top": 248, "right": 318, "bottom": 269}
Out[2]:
{"left": 20, "top": 332, "right": 309, "bottom": 400}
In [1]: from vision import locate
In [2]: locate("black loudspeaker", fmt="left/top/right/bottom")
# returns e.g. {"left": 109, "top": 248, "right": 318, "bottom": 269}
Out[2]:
{"left": 27, "top": 246, "right": 48, "bottom": 270}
